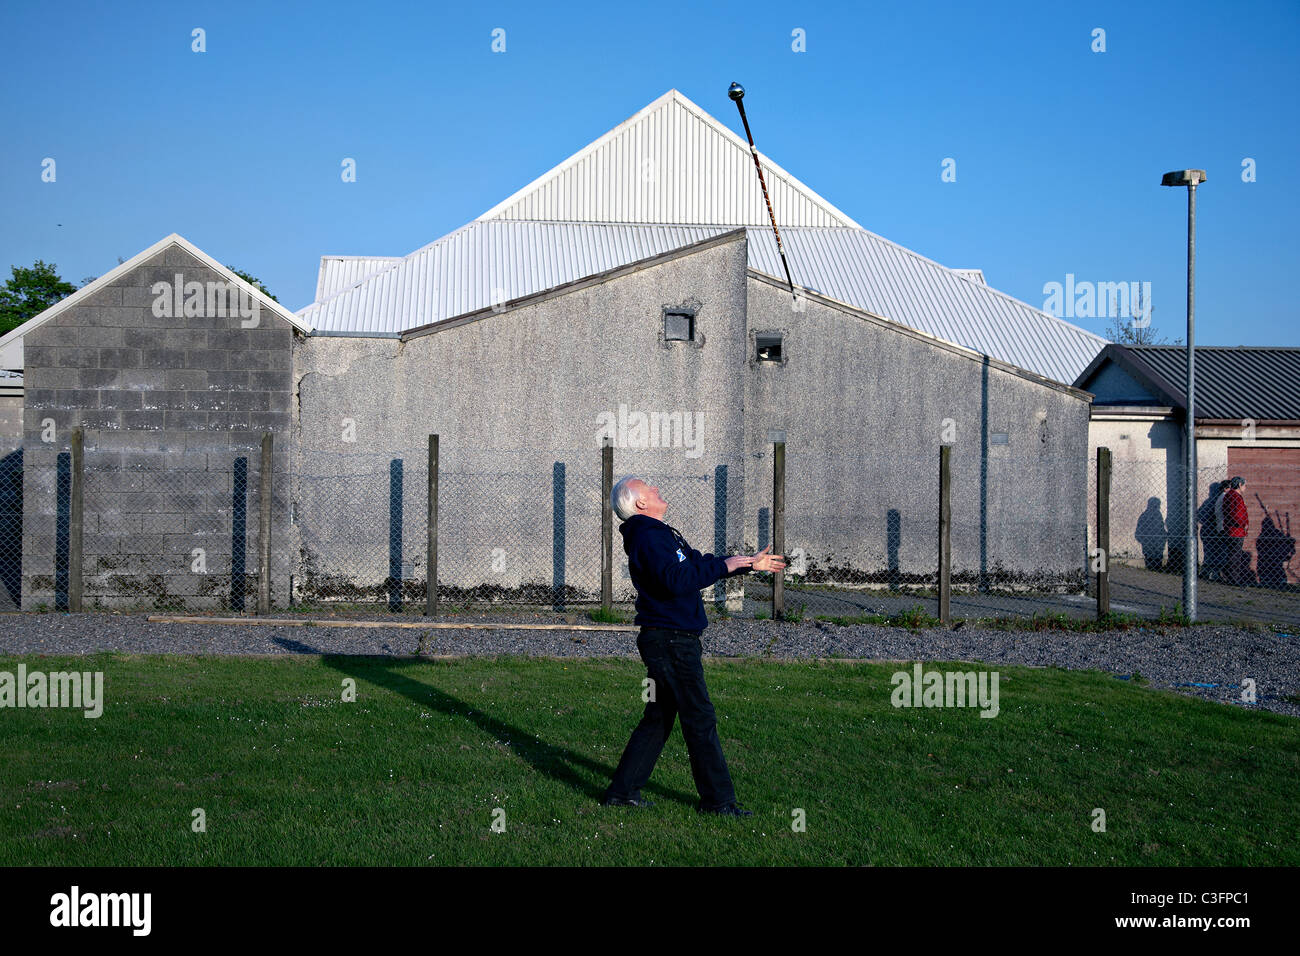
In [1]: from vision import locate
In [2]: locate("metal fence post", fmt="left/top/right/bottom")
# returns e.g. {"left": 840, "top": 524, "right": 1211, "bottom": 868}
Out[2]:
{"left": 425, "top": 434, "right": 439, "bottom": 617}
{"left": 938, "top": 444, "right": 951, "bottom": 626}
{"left": 69, "top": 426, "right": 84, "bottom": 613}
{"left": 257, "top": 432, "right": 272, "bottom": 615}
{"left": 773, "top": 440, "right": 785, "bottom": 620}
{"left": 1097, "top": 446, "right": 1111, "bottom": 619}
{"left": 601, "top": 439, "right": 612, "bottom": 612}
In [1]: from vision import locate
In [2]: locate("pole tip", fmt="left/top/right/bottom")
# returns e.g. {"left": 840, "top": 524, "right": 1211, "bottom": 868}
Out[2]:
{"left": 728, "top": 82, "right": 745, "bottom": 102}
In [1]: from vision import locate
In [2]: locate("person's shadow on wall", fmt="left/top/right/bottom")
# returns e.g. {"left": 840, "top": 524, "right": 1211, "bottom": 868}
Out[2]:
{"left": 1135, "top": 497, "right": 1167, "bottom": 571}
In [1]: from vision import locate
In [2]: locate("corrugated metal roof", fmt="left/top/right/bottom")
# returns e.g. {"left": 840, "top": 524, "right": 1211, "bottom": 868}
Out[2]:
{"left": 299, "top": 89, "right": 1109, "bottom": 384}
{"left": 301, "top": 219, "right": 1106, "bottom": 383}
{"left": 1118, "top": 346, "right": 1300, "bottom": 419}
{"left": 748, "top": 228, "right": 1107, "bottom": 384}
{"left": 315, "top": 256, "right": 403, "bottom": 301}
{"left": 477, "top": 90, "right": 859, "bottom": 228}
{"left": 299, "top": 221, "right": 732, "bottom": 335}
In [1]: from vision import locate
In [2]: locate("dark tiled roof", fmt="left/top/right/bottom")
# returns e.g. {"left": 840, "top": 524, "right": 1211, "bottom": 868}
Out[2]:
{"left": 1112, "top": 346, "right": 1300, "bottom": 420}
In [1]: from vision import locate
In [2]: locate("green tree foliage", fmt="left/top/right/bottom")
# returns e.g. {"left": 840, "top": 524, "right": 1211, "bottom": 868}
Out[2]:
{"left": 0, "top": 260, "right": 77, "bottom": 335}
{"left": 229, "top": 268, "right": 278, "bottom": 303}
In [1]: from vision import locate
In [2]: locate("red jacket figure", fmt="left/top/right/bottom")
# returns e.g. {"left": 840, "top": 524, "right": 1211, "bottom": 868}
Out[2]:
{"left": 1216, "top": 484, "right": 1249, "bottom": 538}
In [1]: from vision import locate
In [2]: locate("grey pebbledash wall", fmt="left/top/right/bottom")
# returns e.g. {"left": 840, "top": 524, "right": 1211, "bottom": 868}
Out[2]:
{"left": 21, "top": 244, "right": 296, "bottom": 610}
{"left": 743, "top": 272, "right": 1091, "bottom": 589}
{"left": 291, "top": 231, "right": 752, "bottom": 606}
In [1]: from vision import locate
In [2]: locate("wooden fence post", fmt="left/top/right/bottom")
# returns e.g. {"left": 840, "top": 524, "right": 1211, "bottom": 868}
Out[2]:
{"left": 938, "top": 444, "right": 951, "bottom": 626}
{"left": 601, "top": 440, "right": 612, "bottom": 612}
{"left": 257, "top": 432, "right": 272, "bottom": 615}
{"left": 70, "top": 426, "right": 84, "bottom": 613}
{"left": 773, "top": 440, "right": 785, "bottom": 620}
{"left": 426, "top": 434, "right": 439, "bottom": 617}
{"left": 1097, "top": 446, "right": 1111, "bottom": 619}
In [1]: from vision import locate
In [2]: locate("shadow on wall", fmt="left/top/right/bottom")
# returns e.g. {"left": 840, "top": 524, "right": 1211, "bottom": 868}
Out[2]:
{"left": 1136, "top": 496, "right": 1167, "bottom": 570}
{"left": 0, "top": 448, "right": 20, "bottom": 607}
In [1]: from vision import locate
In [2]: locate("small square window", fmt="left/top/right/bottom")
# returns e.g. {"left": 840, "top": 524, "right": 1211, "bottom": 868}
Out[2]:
{"left": 756, "top": 333, "right": 783, "bottom": 362}
{"left": 664, "top": 311, "right": 694, "bottom": 341}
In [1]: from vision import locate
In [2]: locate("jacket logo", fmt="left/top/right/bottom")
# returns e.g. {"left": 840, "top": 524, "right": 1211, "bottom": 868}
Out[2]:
{"left": 676, "top": 548, "right": 686, "bottom": 562}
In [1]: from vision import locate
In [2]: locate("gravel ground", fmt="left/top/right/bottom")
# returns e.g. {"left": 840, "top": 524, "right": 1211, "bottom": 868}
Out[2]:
{"left": 0, "top": 612, "right": 1296, "bottom": 718}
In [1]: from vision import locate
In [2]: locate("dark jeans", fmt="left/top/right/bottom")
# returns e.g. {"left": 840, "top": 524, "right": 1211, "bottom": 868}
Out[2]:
{"left": 604, "top": 627, "right": 736, "bottom": 809}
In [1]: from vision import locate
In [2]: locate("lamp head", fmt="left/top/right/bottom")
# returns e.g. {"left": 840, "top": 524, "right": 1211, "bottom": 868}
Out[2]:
{"left": 1161, "top": 169, "right": 1207, "bottom": 187}
{"left": 728, "top": 82, "right": 745, "bottom": 102}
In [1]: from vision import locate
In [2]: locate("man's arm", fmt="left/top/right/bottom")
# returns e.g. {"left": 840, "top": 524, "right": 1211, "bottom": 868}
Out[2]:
{"left": 637, "top": 532, "right": 731, "bottom": 597}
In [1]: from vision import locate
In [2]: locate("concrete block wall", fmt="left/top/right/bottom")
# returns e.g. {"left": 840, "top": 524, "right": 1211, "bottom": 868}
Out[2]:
{"left": 21, "top": 244, "right": 295, "bottom": 610}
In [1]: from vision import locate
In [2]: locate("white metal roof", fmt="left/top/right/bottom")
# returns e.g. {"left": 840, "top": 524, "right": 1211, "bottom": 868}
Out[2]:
{"left": 316, "top": 256, "right": 404, "bottom": 301}
{"left": 476, "top": 89, "right": 859, "bottom": 228}
{"left": 749, "top": 228, "right": 1106, "bottom": 385}
{"left": 302, "top": 89, "right": 1107, "bottom": 384}
{"left": 300, "top": 221, "right": 732, "bottom": 335}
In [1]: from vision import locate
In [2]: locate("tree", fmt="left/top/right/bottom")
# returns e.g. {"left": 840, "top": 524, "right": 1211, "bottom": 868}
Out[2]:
{"left": 229, "top": 269, "right": 278, "bottom": 303}
{"left": 1103, "top": 285, "right": 1179, "bottom": 345}
{"left": 0, "top": 261, "right": 77, "bottom": 336}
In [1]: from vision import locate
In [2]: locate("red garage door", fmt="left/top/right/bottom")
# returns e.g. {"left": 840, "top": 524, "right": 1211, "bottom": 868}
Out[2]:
{"left": 1226, "top": 446, "right": 1300, "bottom": 587}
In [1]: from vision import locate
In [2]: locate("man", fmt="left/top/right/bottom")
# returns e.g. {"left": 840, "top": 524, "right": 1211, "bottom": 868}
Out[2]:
{"left": 1216, "top": 476, "right": 1250, "bottom": 586}
{"left": 601, "top": 475, "right": 785, "bottom": 816}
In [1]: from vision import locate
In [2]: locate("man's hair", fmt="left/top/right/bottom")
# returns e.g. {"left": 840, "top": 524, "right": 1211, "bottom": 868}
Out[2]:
{"left": 611, "top": 475, "right": 643, "bottom": 521}
{"left": 1230, "top": 476, "right": 1246, "bottom": 489}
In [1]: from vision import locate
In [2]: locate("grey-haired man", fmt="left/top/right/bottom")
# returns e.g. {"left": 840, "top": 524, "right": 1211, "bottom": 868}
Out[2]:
{"left": 601, "top": 475, "right": 785, "bottom": 816}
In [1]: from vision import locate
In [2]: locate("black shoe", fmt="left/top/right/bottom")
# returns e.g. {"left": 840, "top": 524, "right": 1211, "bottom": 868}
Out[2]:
{"left": 601, "top": 795, "right": 654, "bottom": 808}
{"left": 697, "top": 802, "right": 752, "bottom": 817}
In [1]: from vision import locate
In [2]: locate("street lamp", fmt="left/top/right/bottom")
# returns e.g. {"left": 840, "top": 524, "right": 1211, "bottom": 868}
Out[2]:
{"left": 1161, "top": 168, "right": 1206, "bottom": 622}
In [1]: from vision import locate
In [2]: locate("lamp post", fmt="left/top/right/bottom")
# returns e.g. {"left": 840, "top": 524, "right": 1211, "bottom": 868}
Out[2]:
{"left": 1161, "top": 168, "right": 1206, "bottom": 622}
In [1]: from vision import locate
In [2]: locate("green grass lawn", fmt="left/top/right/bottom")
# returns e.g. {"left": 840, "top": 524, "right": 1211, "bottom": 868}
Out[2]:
{"left": 1, "top": 652, "right": 1296, "bottom": 866}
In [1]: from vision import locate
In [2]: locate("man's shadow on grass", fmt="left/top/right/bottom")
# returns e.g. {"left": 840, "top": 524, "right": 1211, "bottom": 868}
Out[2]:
{"left": 292, "top": 641, "right": 696, "bottom": 807}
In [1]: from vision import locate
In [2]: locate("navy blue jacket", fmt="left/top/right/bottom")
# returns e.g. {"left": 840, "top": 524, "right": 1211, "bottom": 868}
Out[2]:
{"left": 619, "top": 514, "right": 747, "bottom": 631}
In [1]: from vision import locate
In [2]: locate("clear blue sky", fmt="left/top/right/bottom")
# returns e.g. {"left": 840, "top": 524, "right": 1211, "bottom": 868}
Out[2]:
{"left": 2, "top": 0, "right": 1296, "bottom": 346}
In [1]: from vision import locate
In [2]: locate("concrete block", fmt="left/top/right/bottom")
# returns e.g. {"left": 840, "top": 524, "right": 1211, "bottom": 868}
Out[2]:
{"left": 97, "top": 348, "right": 141, "bottom": 368}
{"left": 97, "top": 390, "right": 143, "bottom": 411}
{"left": 141, "top": 348, "right": 188, "bottom": 369}
{"left": 53, "top": 389, "right": 102, "bottom": 409}
{"left": 186, "top": 349, "right": 227, "bottom": 371}
{"left": 206, "top": 371, "right": 249, "bottom": 390}
{"left": 207, "top": 411, "right": 250, "bottom": 431}
{"left": 51, "top": 347, "right": 101, "bottom": 368}
{"left": 79, "top": 368, "right": 121, "bottom": 389}
{"left": 120, "top": 410, "right": 167, "bottom": 430}
{"left": 118, "top": 369, "right": 169, "bottom": 391}
{"left": 164, "top": 409, "right": 209, "bottom": 430}
{"left": 242, "top": 350, "right": 290, "bottom": 370}
{"left": 165, "top": 370, "right": 207, "bottom": 390}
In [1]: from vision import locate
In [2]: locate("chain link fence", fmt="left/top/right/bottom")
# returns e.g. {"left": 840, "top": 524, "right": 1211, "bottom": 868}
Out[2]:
{"left": 7, "top": 433, "right": 1297, "bottom": 622}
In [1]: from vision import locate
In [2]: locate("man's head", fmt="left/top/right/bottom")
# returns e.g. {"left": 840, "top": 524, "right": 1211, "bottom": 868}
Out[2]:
{"left": 1230, "top": 476, "right": 1246, "bottom": 490}
{"left": 611, "top": 475, "right": 668, "bottom": 521}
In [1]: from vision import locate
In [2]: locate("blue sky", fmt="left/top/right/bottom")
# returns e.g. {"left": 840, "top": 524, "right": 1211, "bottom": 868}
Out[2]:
{"left": 2, "top": 0, "right": 1296, "bottom": 347}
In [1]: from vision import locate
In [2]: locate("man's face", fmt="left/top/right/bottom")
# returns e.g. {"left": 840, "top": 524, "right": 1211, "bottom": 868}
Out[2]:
{"left": 632, "top": 479, "right": 668, "bottom": 519}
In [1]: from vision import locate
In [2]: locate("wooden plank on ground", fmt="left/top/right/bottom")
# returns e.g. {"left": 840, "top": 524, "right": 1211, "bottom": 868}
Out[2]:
{"left": 147, "top": 615, "right": 637, "bottom": 632}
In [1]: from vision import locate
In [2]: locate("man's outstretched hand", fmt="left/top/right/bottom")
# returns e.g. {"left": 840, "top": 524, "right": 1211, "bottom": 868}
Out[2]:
{"left": 724, "top": 546, "right": 788, "bottom": 574}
